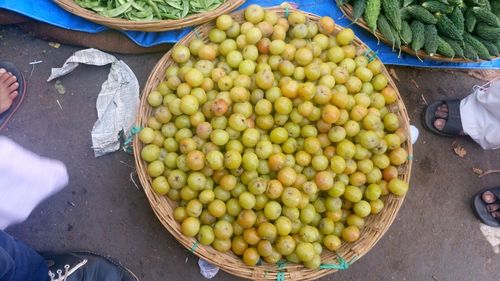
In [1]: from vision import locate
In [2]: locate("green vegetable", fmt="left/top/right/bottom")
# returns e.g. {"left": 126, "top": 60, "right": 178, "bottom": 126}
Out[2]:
{"left": 99, "top": 1, "right": 133, "bottom": 18}
{"left": 436, "top": 14, "right": 463, "bottom": 40}
{"left": 353, "top": 0, "right": 368, "bottom": 21}
{"left": 424, "top": 24, "right": 439, "bottom": 55}
{"left": 475, "top": 22, "right": 500, "bottom": 40}
{"left": 465, "top": 7, "right": 477, "bottom": 32}
{"left": 365, "top": 0, "right": 383, "bottom": 32}
{"left": 492, "top": 0, "right": 500, "bottom": 17}
{"left": 382, "top": 0, "right": 402, "bottom": 31}
{"left": 402, "top": 0, "right": 414, "bottom": 7}
{"left": 407, "top": 5, "right": 438, "bottom": 24}
{"left": 422, "top": 1, "right": 454, "bottom": 13}
{"left": 74, "top": 0, "right": 225, "bottom": 21}
{"left": 442, "top": 36, "right": 465, "bottom": 57}
{"left": 463, "top": 32, "right": 492, "bottom": 59}
{"left": 401, "top": 7, "right": 411, "bottom": 20}
{"left": 471, "top": 0, "right": 491, "bottom": 10}
{"left": 377, "top": 14, "right": 396, "bottom": 48}
{"left": 472, "top": 7, "right": 500, "bottom": 27}
{"left": 400, "top": 20, "right": 413, "bottom": 44}
{"left": 460, "top": 2, "right": 469, "bottom": 13}
{"left": 476, "top": 37, "right": 499, "bottom": 56}
{"left": 447, "top": 0, "right": 463, "bottom": 5}
{"left": 463, "top": 43, "right": 479, "bottom": 60}
{"left": 449, "top": 6, "right": 465, "bottom": 34}
{"left": 410, "top": 20, "right": 426, "bottom": 51}
{"left": 390, "top": 24, "right": 402, "bottom": 51}
{"left": 437, "top": 36, "right": 456, "bottom": 57}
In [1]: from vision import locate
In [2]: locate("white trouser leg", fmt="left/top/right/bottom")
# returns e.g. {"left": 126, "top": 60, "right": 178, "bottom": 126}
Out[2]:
{"left": 0, "top": 137, "right": 68, "bottom": 230}
{"left": 460, "top": 77, "right": 500, "bottom": 150}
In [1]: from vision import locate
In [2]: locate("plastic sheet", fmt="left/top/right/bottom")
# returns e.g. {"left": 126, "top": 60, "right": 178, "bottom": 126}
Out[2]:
{"left": 1, "top": 0, "right": 499, "bottom": 68}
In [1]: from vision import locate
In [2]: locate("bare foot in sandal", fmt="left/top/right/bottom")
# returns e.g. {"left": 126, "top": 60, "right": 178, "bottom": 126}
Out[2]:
{"left": 433, "top": 104, "right": 465, "bottom": 135}
{"left": 0, "top": 68, "right": 19, "bottom": 114}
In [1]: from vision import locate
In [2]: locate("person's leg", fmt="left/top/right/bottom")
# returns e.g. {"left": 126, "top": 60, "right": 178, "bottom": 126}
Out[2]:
{"left": 0, "top": 230, "right": 49, "bottom": 281}
{"left": 460, "top": 78, "right": 500, "bottom": 150}
{"left": 426, "top": 77, "right": 500, "bottom": 149}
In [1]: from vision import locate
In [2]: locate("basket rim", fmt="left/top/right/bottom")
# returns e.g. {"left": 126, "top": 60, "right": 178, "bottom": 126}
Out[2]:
{"left": 133, "top": 6, "right": 414, "bottom": 281}
{"left": 338, "top": 3, "right": 500, "bottom": 63}
{"left": 53, "top": 0, "right": 245, "bottom": 32}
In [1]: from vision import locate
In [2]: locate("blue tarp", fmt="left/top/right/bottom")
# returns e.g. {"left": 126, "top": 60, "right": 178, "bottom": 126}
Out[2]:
{"left": 1, "top": 0, "right": 499, "bottom": 69}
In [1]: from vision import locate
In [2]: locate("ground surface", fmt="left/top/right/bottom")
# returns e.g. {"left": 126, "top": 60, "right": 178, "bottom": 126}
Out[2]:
{"left": 1, "top": 25, "right": 500, "bottom": 281}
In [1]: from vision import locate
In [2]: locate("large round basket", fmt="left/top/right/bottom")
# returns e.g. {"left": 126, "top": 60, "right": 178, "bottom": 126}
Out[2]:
{"left": 134, "top": 6, "right": 413, "bottom": 280}
{"left": 53, "top": 0, "right": 245, "bottom": 32}
{"left": 338, "top": 4, "right": 499, "bottom": 63}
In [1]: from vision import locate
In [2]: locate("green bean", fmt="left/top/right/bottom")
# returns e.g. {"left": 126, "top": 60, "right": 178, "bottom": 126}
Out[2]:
{"left": 146, "top": 0, "right": 161, "bottom": 19}
{"left": 131, "top": 1, "right": 145, "bottom": 11}
{"left": 100, "top": 1, "right": 133, "bottom": 18}
{"left": 181, "top": 0, "right": 189, "bottom": 18}
{"left": 75, "top": 0, "right": 226, "bottom": 21}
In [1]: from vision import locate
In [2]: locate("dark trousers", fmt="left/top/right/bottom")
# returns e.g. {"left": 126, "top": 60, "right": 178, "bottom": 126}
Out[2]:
{"left": 0, "top": 230, "right": 48, "bottom": 281}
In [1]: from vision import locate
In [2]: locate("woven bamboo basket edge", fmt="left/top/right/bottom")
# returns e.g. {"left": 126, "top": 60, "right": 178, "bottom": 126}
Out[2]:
{"left": 338, "top": 4, "right": 500, "bottom": 63}
{"left": 53, "top": 0, "right": 245, "bottom": 32}
{"left": 133, "top": 6, "right": 413, "bottom": 280}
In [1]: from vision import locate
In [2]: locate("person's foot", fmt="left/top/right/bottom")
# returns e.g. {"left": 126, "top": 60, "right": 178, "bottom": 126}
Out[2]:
{"left": 42, "top": 251, "right": 138, "bottom": 281}
{"left": 432, "top": 103, "right": 465, "bottom": 135}
{"left": 0, "top": 68, "right": 19, "bottom": 114}
{"left": 481, "top": 191, "right": 500, "bottom": 219}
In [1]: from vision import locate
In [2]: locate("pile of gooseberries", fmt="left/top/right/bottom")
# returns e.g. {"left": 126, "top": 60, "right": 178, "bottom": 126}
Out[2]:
{"left": 139, "top": 4, "right": 409, "bottom": 269}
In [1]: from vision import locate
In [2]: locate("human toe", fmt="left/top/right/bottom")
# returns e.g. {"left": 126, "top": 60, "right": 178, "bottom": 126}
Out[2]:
{"left": 9, "top": 91, "right": 18, "bottom": 100}
{"left": 7, "top": 82, "right": 19, "bottom": 93}
{"left": 433, "top": 118, "right": 446, "bottom": 131}
{"left": 4, "top": 74, "right": 17, "bottom": 86}
{"left": 482, "top": 191, "right": 497, "bottom": 204}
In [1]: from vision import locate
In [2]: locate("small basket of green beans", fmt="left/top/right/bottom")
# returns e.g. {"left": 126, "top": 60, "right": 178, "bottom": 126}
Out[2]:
{"left": 53, "top": 0, "right": 246, "bottom": 32}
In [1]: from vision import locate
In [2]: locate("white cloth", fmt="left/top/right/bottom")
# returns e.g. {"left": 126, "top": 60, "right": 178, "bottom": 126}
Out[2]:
{"left": 0, "top": 137, "right": 68, "bottom": 230}
{"left": 460, "top": 77, "right": 500, "bottom": 150}
{"left": 480, "top": 223, "right": 500, "bottom": 254}
{"left": 47, "top": 48, "right": 140, "bottom": 157}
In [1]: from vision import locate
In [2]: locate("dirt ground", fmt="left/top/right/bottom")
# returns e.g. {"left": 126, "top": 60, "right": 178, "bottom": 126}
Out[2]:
{"left": 1, "top": 24, "right": 500, "bottom": 281}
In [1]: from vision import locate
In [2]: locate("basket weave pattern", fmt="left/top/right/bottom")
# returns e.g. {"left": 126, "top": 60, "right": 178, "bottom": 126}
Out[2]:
{"left": 53, "top": 0, "right": 245, "bottom": 32}
{"left": 133, "top": 7, "right": 413, "bottom": 280}
{"left": 339, "top": 4, "right": 499, "bottom": 63}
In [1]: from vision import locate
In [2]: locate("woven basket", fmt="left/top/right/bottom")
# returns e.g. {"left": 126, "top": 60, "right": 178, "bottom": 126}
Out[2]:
{"left": 53, "top": 0, "right": 245, "bottom": 32}
{"left": 339, "top": 4, "right": 499, "bottom": 63}
{"left": 134, "top": 6, "right": 413, "bottom": 280}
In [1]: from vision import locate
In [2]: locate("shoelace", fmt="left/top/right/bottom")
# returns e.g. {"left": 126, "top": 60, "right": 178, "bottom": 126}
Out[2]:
{"left": 48, "top": 259, "right": 88, "bottom": 281}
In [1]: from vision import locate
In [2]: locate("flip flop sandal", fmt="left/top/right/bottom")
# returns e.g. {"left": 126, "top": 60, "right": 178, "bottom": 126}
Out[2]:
{"left": 0, "top": 61, "right": 26, "bottom": 131}
{"left": 472, "top": 186, "right": 500, "bottom": 227}
{"left": 422, "top": 99, "right": 463, "bottom": 137}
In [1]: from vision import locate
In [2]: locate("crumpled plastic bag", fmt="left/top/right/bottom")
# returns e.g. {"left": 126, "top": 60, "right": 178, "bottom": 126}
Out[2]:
{"left": 198, "top": 259, "right": 219, "bottom": 279}
{"left": 47, "top": 48, "right": 139, "bottom": 157}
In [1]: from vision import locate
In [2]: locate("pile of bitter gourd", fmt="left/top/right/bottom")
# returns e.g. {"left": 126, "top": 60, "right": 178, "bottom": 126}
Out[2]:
{"left": 338, "top": 0, "right": 500, "bottom": 60}
{"left": 75, "top": 0, "right": 225, "bottom": 21}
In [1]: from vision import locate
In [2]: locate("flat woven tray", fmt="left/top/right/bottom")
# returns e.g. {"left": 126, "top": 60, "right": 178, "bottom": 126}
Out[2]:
{"left": 53, "top": 0, "right": 245, "bottom": 32}
{"left": 134, "top": 6, "right": 413, "bottom": 280}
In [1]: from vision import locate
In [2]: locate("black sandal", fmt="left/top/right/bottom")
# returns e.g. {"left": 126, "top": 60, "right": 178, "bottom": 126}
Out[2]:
{"left": 422, "top": 99, "right": 463, "bottom": 137}
{"left": 472, "top": 187, "right": 500, "bottom": 227}
{"left": 0, "top": 61, "right": 26, "bottom": 131}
